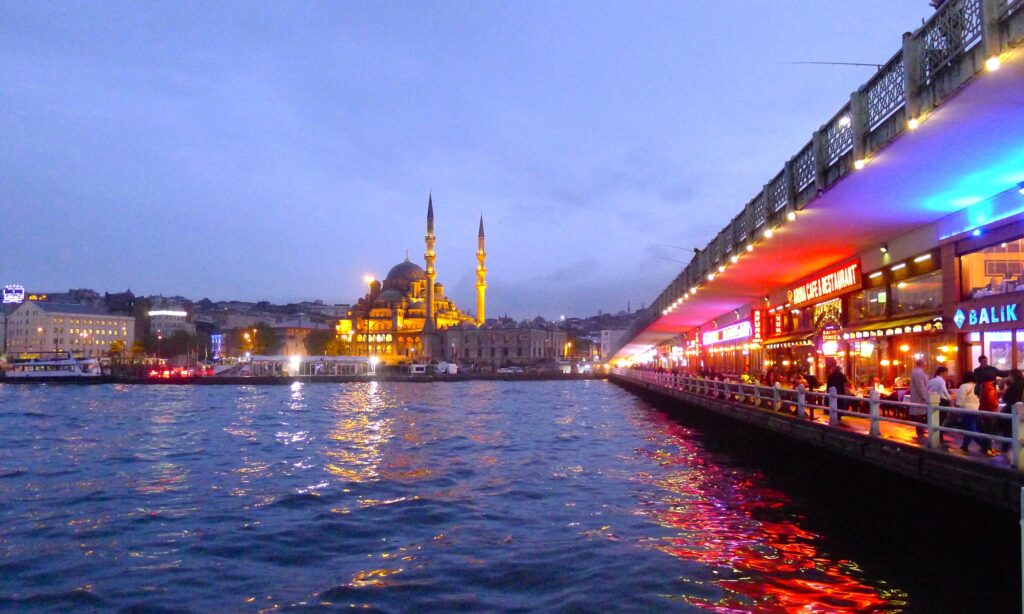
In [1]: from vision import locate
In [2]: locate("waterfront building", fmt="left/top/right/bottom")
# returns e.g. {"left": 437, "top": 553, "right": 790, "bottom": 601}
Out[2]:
{"left": 442, "top": 322, "right": 567, "bottom": 371}
{"left": 600, "top": 329, "right": 627, "bottom": 361}
{"left": 347, "top": 195, "right": 485, "bottom": 366}
{"left": 148, "top": 307, "right": 195, "bottom": 338}
{"left": 5, "top": 301, "right": 135, "bottom": 358}
{"left": 274, "top": 320, "right": 334, "bottom": 356}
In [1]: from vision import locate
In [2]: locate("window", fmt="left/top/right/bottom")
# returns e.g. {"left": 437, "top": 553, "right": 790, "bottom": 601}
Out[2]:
{"left": 961, "top": 237, "right": 1024, "bottom": 299}
{"left": 849, "top": 289, "right": 887, "bottom": 322}
{"left": 891, "top": 269, "right": 942, "bottom": 314}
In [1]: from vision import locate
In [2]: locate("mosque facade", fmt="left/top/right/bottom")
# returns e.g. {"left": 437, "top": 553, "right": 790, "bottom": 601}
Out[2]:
{"left": 344, "top": 196, "right": 486, "bottom": 366}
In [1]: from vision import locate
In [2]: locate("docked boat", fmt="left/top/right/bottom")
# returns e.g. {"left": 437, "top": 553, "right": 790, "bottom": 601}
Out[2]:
{"left": 2, "top": 354, "right": 102, "bottom": 379}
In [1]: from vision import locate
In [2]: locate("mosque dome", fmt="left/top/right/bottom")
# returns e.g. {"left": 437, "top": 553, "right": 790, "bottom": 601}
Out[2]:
{"left": 385, "top": 259, "right": 427, "bottom": 284}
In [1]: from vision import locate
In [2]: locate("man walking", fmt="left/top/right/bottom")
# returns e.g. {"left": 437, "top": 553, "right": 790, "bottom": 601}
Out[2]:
{"left": 909, "top": 358, "right": 929, "bottom": 438}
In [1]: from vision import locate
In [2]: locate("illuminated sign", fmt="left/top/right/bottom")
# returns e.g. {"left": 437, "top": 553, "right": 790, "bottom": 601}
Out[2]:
{"left": 954, "top": 301, "right": 1020, "bottom": 329}
{"left": 701, "top": 321, "right": 752, "bottom": 346}
{"left": 148, "top": 310, "right": 188, "bottom": 317}
{"left": 787, "top": 261, "right": 861, "bottom": 307}
{"left": 751, "top": 309, "right": 764, "bottom": 345}
{"left": 3, "top": 285, "right": 25, "bottom": 304}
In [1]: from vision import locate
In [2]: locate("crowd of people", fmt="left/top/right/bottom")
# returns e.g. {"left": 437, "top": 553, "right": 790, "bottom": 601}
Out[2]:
{"left": 632, "top": 355, "right": 1023, "bottom": 456}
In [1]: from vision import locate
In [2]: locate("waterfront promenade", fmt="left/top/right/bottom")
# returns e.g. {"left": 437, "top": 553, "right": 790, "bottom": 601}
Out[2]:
{"left": 612, "top": 368, "right": 1024, "bottom": 511}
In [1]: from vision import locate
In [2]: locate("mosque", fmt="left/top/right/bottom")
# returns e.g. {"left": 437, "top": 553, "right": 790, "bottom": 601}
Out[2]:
{"left": 346, "top": 195, "right": 487, "bottom": 366}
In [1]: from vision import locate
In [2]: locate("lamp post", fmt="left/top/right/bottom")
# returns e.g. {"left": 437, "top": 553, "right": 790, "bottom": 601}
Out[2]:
{"left": 36, "top": 327, "right": 43, "bottom": 356}
{"left": 79, "top": 332, "right": 89, "bottom": 358}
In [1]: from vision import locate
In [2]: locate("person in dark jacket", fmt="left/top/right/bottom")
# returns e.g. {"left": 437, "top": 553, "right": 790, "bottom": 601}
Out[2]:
{"left": 825, "top": 357, "right": 848, "bottom": 422}
{"left": 998, "top": 369, "right": 1024, "bottom": 451}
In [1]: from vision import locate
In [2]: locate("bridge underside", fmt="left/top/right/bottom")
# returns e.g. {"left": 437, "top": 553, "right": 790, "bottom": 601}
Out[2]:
{"left": 617, "top": 44, "right": 1024, "bottom": 360}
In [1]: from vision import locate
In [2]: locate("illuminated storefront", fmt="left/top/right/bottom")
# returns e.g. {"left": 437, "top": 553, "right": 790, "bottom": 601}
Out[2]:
{"left": 700, "top": 317, "right": 762, "bottom": 376}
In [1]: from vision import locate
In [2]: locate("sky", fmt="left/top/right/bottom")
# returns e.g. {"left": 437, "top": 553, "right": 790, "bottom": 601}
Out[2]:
{"left": 1, "top": 1, "right": 938, "bottom": 319}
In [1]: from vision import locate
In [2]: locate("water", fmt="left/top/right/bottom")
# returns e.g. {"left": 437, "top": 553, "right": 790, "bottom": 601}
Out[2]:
{"left": 0, "top": 380, "right": 1013, "bottom": 611}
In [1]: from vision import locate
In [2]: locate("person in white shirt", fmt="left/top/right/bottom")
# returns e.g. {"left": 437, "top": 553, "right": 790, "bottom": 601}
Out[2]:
{"left": 926, "top": 366, "right": 951, "bottom": 405}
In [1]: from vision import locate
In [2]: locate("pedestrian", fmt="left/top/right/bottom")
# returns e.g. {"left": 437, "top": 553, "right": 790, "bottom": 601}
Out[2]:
{"left": 998, "top": 369, "right": 1024, "bottom": 452}
{"left": 909, "top": 358, "right": 929, "bottom": 437}
{"left": 825, "top": 357, "right": 848, "bottom": 423}
{"left": 930, "top": 366, "right": 956, "bottom": 433}
{"left": 973, "top": 355, "right": 1007, "bottom": 455}
{"left": 956, "top": 372, "right": 984, "bottom": 453}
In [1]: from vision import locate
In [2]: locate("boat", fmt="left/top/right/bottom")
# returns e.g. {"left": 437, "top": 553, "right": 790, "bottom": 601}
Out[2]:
{"left": 2, "top": 354, "right": 102, "bottom": 379}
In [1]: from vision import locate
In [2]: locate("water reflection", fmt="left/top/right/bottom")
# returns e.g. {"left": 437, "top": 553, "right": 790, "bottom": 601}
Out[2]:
{"left": 637, "top": 416, "right": 906, "bottom": 611}
{"left": 324, "top": 383, "right": 395, "bottom": 483}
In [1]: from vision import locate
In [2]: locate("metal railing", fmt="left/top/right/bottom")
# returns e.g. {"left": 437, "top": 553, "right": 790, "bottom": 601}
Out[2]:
{"left": 611, "top": 0, "right": 1022, "bottom": 361}
{"left": 613, "top": 368, "right": 1024, "bottom": 471}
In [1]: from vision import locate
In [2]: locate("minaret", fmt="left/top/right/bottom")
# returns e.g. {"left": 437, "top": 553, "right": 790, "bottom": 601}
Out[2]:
{"left": 475, "top": 215, "right": 487, "bottom": 326}
{"left": 424, "top": 193, "right": 437, "bottom": 333}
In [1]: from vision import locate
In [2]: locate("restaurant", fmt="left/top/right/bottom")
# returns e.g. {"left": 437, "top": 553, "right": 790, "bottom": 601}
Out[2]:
{"left": 761, "top": 250, "right": 953, "bottom": 389}
{"left": 699, "top": 314, "right": 763, "bottom": 376}
{"left": 949, "top": 220, "right": 1024, "bottom": 374}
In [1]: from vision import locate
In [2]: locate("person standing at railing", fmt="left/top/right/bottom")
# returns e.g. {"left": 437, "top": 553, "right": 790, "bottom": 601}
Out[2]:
{"left": 973, "top": 355, "right": 1008, "bottom": 456}
{"left": 909, "top": 358, "right": 930, "bottom": 438}
{"left": 997, "top": 369, "right": 1024, "bottom": 453}
{"left": 956, "top": 372, "right": 985, "bottom": 454}
{"left": 825, "top": 358, "right": 848, "bottom": 423}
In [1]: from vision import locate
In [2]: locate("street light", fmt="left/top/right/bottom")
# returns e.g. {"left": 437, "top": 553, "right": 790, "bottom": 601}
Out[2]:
{"left": 36, "top": 327, "right": 43, "bottom": 356}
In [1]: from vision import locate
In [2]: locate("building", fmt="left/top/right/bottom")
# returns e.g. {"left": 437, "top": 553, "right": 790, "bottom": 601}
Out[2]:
{"left": 600, "top": 329, "right": 627, "bottom": 361}
{"left": 273, "top": 320, "right": 334, "bottom": 356}
{"left": 442, "top": 323, "right": 567, "bottom": 371}
{"left": 346, "top": 195, "right": 487, "bottom": 366}
{"left": 4, "top": 301, "right": 135, "bottom": 358}
{"left": 148, "top": 308, "right": 195, "bottom": 338}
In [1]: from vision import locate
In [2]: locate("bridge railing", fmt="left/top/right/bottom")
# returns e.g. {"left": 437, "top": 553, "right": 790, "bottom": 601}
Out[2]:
{"left": 610, "top": 0, "right": 1024, "bottom": 361}
{"left": 613, "top": 368, "right": 1024, "bottom": 471}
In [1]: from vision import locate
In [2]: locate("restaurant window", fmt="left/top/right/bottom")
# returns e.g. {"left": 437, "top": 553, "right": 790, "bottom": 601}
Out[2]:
{"left": 848, "top": 288, "right": 887, "bottom": 323}
{"left": 891, "top": 269, "right": 942, "bottom": 314}
{"left": 960, "top": 237, "right": 1024, "bottom": 300}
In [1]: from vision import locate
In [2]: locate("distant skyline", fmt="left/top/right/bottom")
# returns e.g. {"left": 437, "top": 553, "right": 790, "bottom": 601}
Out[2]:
{"left": 2, "top": 2, "right": 937, "bottom": 318}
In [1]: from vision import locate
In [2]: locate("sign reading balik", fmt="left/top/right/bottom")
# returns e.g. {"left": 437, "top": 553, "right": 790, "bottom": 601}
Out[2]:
{"left": 954, "top": 301, "right": 1020, "bottom": 329}
{"left": 787, "top": 261, "right": 861, "bottom": 308}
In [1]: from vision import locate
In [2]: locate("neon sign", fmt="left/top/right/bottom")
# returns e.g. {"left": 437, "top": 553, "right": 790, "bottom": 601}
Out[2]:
{"left": 954, "top": 301, "right": 1020, "bottom": 329}
{"left": 3, "top": 285, "right": 25, "bottom": 304}
{"left": 787, "top": 261, "right": 861, "bottom": 307}
{"left": 751, "top": 309, "right": 764, "bottom": 345}
{"left": 702, "top": 321, "right": 752, "bottom": 346}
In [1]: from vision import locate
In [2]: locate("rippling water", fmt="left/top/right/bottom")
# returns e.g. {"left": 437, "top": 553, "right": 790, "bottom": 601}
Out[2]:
{"left": 0, "top": 380, "right": 1008, "bottom": 611}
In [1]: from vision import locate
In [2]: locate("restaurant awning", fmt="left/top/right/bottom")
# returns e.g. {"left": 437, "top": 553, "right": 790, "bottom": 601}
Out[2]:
{"left": 840, "top": 313, "right": 944, "bottom": 340}
{"left": 763, "top": 332, "right": 815, "bottom": 349}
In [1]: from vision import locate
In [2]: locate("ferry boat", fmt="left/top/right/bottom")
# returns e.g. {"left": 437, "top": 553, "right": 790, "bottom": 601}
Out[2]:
{"left": 2, "top": 354, "right": 102, "bottom": 379}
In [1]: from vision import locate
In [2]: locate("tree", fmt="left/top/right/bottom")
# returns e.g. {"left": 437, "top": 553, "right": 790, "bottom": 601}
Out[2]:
{"left": 250, "top": 323, "right": 281, "bottom": 355}
{"left": 108, "top": 339, "right": 126, "bottom": 357}
{"left": 304, "top": 329, "right": 337, "bottom": 355}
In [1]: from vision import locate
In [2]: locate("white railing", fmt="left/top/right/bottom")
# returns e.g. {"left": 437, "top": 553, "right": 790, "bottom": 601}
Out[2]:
{"left": 613, "top": 368, "right": 1024, "bottom": 471}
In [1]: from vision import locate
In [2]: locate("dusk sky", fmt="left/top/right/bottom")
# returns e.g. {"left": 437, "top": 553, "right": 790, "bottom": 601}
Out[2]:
{"left": 2, "top": 2, "right": 936, "bottom": 319}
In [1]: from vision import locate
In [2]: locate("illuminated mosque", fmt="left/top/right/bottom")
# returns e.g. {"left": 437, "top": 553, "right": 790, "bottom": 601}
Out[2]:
{"left": 347, "top": 195, "right": 487, "bottom": 365}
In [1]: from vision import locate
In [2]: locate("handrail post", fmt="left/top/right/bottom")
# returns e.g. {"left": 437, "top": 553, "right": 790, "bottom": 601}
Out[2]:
{"left": 1013, "top": 402, "right": 1024, "bottom": 471}
{"left": 754, "top": 383, "right": 762, "bottom": 407}
{"left": 828, "top": 387, "right": 838, "bottom": 426}
{"left": 927, "top": 403, "right": 941, "bottom": 449}
{"left": 796, "top": 384, "right": 806, "bottom": 420}
{"left": 772, "top": 383, "right": 781, "bottom": 412}
{"left": 869, "top": 389, "right": 881, "bottom": 437}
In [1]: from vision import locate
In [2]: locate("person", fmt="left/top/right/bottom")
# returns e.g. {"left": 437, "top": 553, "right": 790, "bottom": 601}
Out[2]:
{"left": 956, "top": 372, "right": 984, "bottom": 453}
{"left": 927, "top": 366, "right": 951, "bottom": 405}
{"left": 998, "top": 369, "right": 1024, "bottom": 452}
{"left": 908, "top": 358, "right": 930, "bottom": 437}
{"left": 974, "top": 355, "right": 1008, "bottom": 455}
{"left": 804, "top": 369, "right": 821, "bottom": 390}
{"left": 825, "top": 358, "right": 849, "bottom": 422}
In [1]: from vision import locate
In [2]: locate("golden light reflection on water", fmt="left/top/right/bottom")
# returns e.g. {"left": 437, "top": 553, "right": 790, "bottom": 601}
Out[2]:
{"left": 637, "top": 421, "right": 907, "bottom": 611}
{"left": 323, "top": 384, "right": 395, "bottom": 483}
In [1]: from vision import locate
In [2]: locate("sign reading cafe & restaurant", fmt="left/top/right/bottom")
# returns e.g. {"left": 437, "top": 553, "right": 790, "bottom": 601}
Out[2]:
{"left": 787, "top": 261, "right": 861, "bottom": 308}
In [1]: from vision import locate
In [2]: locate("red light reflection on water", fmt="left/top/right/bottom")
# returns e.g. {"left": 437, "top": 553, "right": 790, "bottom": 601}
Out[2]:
{"left": 637, "top": 417, "right": 905, "bottom": 612}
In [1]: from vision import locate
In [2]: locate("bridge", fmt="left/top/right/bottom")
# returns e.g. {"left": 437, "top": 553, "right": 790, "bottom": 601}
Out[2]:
{"left": 611, "top": 0, "right": 1024, "bottom": 362}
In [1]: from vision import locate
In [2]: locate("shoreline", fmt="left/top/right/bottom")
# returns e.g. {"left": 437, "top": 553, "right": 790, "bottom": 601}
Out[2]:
{"left": 0, "top": 372, "right": 608, "bottom": 385}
